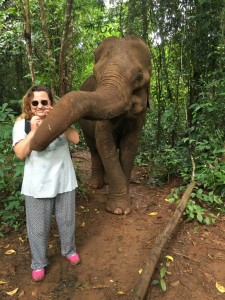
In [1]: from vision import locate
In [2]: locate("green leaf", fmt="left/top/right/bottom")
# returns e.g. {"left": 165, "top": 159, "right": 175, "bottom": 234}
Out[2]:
{"left": 197, "top": 213, "right": 203, "bottom": 223}
{"left": 151, "top": 279, "right": 159, "bottom": 286}
{"left": 160, "top": 278, "right": 167, "bottom": 292}
{"left": 160, "top": 266, "right": 167, "bottom": 278}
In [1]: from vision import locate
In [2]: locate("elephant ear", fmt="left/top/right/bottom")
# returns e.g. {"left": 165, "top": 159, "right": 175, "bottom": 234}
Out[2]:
{"left": 80, "top": 75, "right": 97, "bottom": 92}
{"left": 94, "top": 36, "right": 119, "bottom": 63}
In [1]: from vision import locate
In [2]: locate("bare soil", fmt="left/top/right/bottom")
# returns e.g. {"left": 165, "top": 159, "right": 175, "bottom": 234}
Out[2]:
{"left": 1, "top": 150, "right": 225, "bottom": 300}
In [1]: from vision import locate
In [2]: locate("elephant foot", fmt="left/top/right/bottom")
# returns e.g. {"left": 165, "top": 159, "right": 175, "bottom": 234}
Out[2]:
{"left": 105, "top": 197, "right": 131, "bottom": 215}
{"left": 89, "top": 177, "right": 104, "bottom": 189}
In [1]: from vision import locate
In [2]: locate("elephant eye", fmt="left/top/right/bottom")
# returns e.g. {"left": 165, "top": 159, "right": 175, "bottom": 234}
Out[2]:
{"left": 132, "top": 73, "right": 144, "bottom": 89}
{"left": 135, "top": 73, "right": 143, "bottom": 82}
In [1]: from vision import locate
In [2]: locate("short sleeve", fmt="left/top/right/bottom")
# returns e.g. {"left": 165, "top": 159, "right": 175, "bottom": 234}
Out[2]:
{"left": 12, "top": 119, "right": 27, "bottom": 147}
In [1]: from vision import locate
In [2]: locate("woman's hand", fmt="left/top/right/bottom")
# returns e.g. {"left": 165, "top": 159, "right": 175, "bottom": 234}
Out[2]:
{"left": 30, "top": 116, "right": 43, "bottom": 131}
{"left": 13, "top": 106, "right": 53, "bottom": 160}
{"left": 30, "top": 105, "right": 53, "bottom": 131}
{"left": 43, "top": 105, "right": 52, "bottom": 117}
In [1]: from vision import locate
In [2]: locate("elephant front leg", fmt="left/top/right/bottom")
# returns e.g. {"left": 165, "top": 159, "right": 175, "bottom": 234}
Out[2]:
{"left": 119, "top": 115, "right": 145, "bottom": 183}
{"left": 89, "top": 149, "right": 104, "bottom": 189}
{"left": 95, "top": 121, "right": 131, "bottom": 215}
{"left": 79, "top": 121, "right": 105, "bottom": 189}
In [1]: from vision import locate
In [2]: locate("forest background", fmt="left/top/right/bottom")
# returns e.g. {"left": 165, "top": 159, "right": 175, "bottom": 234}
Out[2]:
{"left": 0, "top": 0, "right": 225, "bottom": 234}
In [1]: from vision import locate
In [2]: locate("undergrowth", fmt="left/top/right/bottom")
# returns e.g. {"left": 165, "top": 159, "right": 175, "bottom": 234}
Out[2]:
{"left": 136, "top": 129, "right": 225, "bottom": 225}
{"left": 0, "top": 103, "right": 25, "bottom": 236}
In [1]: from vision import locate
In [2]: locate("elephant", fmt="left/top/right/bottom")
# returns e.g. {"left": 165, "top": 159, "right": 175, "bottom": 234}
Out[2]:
{"left": 30, "top": 35, "right": 152, "bottom": 215}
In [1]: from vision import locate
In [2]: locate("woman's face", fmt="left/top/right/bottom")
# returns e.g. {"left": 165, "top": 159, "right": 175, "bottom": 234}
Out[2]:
{"left": 30, "top": 91, "right": 51, "bottom": 119}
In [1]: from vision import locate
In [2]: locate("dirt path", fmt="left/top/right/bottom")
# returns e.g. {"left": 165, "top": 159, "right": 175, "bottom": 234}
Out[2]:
{"left": 1, "top": 150, "right": 225, "bottom": 299}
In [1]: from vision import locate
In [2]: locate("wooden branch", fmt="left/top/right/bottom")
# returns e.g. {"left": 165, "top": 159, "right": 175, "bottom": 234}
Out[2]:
{"left": 131, "top": 181, "right": 196, "bottom": 300}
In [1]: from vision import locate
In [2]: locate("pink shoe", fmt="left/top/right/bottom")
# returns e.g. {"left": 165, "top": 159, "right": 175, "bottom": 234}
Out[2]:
{"left": 32, "top": 268, "right": 45, "bottom": 282}
{"left": 67, "top": 253, "right": 81, "bottom": 265}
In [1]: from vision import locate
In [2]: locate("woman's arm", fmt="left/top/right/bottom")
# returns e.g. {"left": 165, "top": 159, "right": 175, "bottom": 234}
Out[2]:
{"left": 13, "top": 116, "right": 43, "bottom": 160}
{"left": 64, "top": 127, "right": 80, "bottom": 144}
{"left": 13, "top": 131, "right": 36, "bottom": 160}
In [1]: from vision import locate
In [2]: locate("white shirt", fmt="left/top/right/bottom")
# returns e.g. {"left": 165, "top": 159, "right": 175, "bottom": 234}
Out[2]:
{"left": 12, "top": 119, "right": 78, "bottom": 198}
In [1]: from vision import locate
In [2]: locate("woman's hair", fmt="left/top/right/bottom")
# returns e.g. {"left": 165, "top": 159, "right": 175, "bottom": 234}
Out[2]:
{"left": 19, "top": 85, "right": 55, "bottom": 120}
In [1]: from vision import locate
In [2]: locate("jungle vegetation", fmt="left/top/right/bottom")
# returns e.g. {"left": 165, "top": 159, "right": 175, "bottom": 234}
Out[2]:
{"left": 0, "top": 0, "right": 225, "bottom": 233}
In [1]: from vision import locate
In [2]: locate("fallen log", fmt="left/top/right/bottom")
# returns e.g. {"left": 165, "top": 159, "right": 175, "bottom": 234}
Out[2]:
{"left": 131, "top": 181, "right": 196, "bottom": 300}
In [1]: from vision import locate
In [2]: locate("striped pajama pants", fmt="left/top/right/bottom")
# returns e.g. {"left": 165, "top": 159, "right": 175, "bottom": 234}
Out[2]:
{"left": 25, "top": 189, "right": 76, "bottom": 270}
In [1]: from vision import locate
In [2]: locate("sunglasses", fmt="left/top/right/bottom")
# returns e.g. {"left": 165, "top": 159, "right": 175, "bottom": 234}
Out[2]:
{"left": 31, "top": 100, "right": 49, "bottom": 107}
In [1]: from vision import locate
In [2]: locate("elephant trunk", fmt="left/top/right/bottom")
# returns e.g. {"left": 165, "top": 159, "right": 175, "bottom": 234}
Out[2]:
{"left": 30, "top": 88, "right": 130, "bottom": 151}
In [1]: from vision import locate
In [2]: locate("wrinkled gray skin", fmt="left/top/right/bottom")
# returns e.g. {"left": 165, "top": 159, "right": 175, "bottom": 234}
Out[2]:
{"left": 30, "top": 35, "right": 151, "bottom": 215}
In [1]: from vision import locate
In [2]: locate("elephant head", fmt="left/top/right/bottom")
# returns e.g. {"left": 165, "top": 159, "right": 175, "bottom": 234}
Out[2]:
{"left": 30, "top": 35, "right": 151, "bottom": 151}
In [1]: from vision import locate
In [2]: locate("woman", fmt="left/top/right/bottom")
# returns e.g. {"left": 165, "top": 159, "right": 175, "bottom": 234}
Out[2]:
{"left": 12, "top": 85, "right": 80, "bottom": 282}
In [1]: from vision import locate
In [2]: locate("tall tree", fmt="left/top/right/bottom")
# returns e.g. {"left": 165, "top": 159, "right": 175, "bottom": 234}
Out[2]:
{"left": 38, "top": 0, "right": 55, "bottom": 94}
{"left": 59, "top": 0, "right": 74, "bottom": 96}
{"left": 18, "top": 0, "right": 36, "bottom": 84}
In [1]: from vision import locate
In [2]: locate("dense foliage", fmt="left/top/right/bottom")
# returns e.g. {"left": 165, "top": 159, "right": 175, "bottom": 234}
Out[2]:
{"left": 0, "top": 103, "right": 25, "bottom": 235}
{"left": 0, "top": 0, "right": 225, "bottom": 233}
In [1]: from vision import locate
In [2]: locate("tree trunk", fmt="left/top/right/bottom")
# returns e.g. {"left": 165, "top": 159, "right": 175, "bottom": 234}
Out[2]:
{"left": 59, "top": 0, "right": 74, "bottom": 97}
{"left": 155, "top": 47, "right": 163, "bottom": 149}
{"left": 18, "top": 0, "right": 36, "bottom": 84}
{"left": 221, "top": 143, "right": 225, "bottom": 162}
{"left": 141, "top": 0, "right": 148, "bottom": 43}
{"left": 38, "top": 0, "right": 55, "bottom": 95}
{"left": 67, "top": 16, "right": 74, "bottom": 92}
